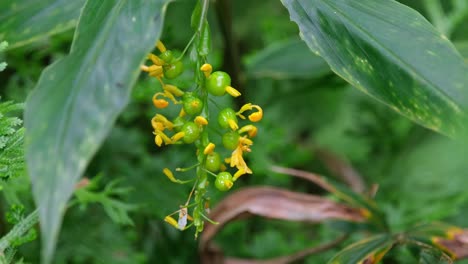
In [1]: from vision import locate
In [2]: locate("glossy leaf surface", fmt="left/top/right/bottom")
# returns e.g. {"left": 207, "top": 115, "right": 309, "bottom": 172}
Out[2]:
{"left": 281, "top": 0, "right": 468, "bottom": 137}
{"left": 24, "top": 0, "right": 170, "bottom": 262}
{"left": 0, "top": 0, "right": 85, "bottom": 49}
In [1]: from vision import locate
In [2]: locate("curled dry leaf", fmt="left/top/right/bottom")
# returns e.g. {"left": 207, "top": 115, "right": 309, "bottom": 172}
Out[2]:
{"left": 433, "top": 230, "right": 468, "bottom": 260}
{"left": 200, "top": 186, "right": 367, "bottom": 263}
{"left": 315, "top": 148, "right": 366, "bottom": 193}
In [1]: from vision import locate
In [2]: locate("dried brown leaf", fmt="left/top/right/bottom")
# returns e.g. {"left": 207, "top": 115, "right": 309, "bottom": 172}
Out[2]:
{"left": 200, "top": 186, "right": 366, "bottom": 251}
{"left": 433, "top": 230, "right": 468, "bottom": 259}
{"left": 316, "top": 149, "right": 366, "bottom": 193}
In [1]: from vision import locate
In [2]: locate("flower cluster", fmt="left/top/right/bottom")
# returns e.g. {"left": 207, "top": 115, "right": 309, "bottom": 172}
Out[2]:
{"left": 141, "top": 41, "right": 263, "bottom": 237}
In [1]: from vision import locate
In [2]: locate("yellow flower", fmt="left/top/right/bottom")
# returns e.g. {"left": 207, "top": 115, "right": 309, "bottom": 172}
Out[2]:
{"left": 152, "top": 93, "right": 169, "bottom": 109}
{"left": 238, "top": 124, "right": 258, "bottom": 138}
{"left": 237, "top": 103, "right": 263, "bottom": 122}
{"left": 229, "top": 136, "right": 253, "bottom": 174}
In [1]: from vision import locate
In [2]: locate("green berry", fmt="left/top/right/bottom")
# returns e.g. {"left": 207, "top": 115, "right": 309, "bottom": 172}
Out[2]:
{"left": 159, "top": 50, "right": 174, "bottom": 63}
{"left": 183, "top": 93, "right": 204, "bottom": 115}
{"left": 215, "top": 172, "right": 233, "bottom": 191}
{"left": 164, "top": 60, "right": 184, "bottom": 79}
{"left": 222, "top": 131, "right": 239, "bottom": 150}
{"left": 218, "top": 108, "right": 237, "bottom": 129}
{"left": 206, "top": 71, "right": 231, "bottom": 96}
{"left": 205, "top": 152, "right": 221, "bottom": 172}
{"left": 181, "top": 122, "right": 200, "bottom": 144}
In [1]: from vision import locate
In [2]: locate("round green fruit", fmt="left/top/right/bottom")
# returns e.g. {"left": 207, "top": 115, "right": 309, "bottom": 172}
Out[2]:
{"left": 222, "top": 131, "right": 240, "bottom": 150}
{"left": 164, "top": 60, "right": 184, "bottom": 79}
{"left": 215, "top": 172, "right": 233, "bottom": 191}
{"left": 159, "top": 50, "right": 174, "bottom": 63}
{"left": 183, "top": 94, "right": 203, "bottom": 115}
{"left": 206, "top": 71, "right": 231, "bottom": 96}
{"left": 205, "top": 152, "right": 221, "bottom": 172}
{"left": 181, "top": 122, "right": 200, "bottom": 144}
{"left": 218, "top": 108, "right": 237, "bottom": 129}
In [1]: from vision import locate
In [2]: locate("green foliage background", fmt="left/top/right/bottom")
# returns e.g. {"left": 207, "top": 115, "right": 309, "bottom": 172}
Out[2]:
{"left": 0, "top": 0, "right": 468, "bottom": 263}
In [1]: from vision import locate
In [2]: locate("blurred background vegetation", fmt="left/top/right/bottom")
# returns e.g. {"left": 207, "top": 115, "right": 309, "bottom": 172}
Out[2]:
{"left": 0, "top": 0, "right": 468, "bottom": 263}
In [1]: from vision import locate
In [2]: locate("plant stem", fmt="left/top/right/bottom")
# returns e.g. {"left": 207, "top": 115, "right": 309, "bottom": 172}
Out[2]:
{"left": 215, "top": 0, "right": 243, "bottom": 95}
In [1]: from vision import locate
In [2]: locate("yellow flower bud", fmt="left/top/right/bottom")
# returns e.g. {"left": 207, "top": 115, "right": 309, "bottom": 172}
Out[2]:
{"left": 171, "top": 131, "right": 185, "bottom": 142}
{"left": 163, "top": 84, "right": 184, "bottom": 97}
{"left": 203, "top": 143, "right": 216, "bottom": 155}
{"left": 195, "top": 116, "right": 209, "bottom": 126}
{"left": 155, "top": 134, "right": 163, "bottom": 147}
{"left": 164, "top": 216, "right": 179, "bottom": 229}
{"left": 148, "top": 53, "right": 165, "bottom": 66}
{"left": 163, "top": 168, "right": 178, "bottom": 183}
{"left": 225, "top": 86, "right": 241, "bottom": 97}
{"left": 200, "top": 63, "right": 213, "bottom": 77}
{"left": 156, "top": 41, "right": 167, "bottom": 52}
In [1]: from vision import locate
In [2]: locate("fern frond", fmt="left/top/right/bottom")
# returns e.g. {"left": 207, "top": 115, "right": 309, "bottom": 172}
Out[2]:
{"left": 0, "top": 100, "right": 24, "bottom": 180}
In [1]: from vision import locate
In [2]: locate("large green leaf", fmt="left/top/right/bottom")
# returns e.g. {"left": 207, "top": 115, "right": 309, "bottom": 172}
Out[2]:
{"left": 281, "top": 0, "right": 468, "bottom": 137}
{"left": 328, "top": 234, "right": 393, "bottom": 264}
{"left": 24, "top": 0, "right": 170, "bottom": 262}
{"left": 0, "top": 0, "right": 86, "bottom": 49}
{"left": 244, "top": 38, "right": 330, "bottom": 79}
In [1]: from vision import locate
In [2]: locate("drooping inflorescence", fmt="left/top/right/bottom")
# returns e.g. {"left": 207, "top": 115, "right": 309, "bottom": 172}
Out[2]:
{"left": 141, "top": 41, "right": 263, "bottom": 237}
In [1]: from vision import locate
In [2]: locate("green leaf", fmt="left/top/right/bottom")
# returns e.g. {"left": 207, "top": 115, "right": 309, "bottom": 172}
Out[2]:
{"left": 281, "top": 0, "right": 468, "bottom": 137}
{"left": 328, "top": 234, "right": 393, "bottom": 264}
{"left": 245, "top": 38, "right": 330, "bottom": 79}
{"left": 24, "top": 0, "right": 170, "bottom": 262}
{"left": 419, "top": 249, "right": 452, "bottom": 264}
{"left": 0, "top": 0, "right": 86, "bottom": 49}
{"left": 455, "top": 41, "right": 468, "bottom": 63}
